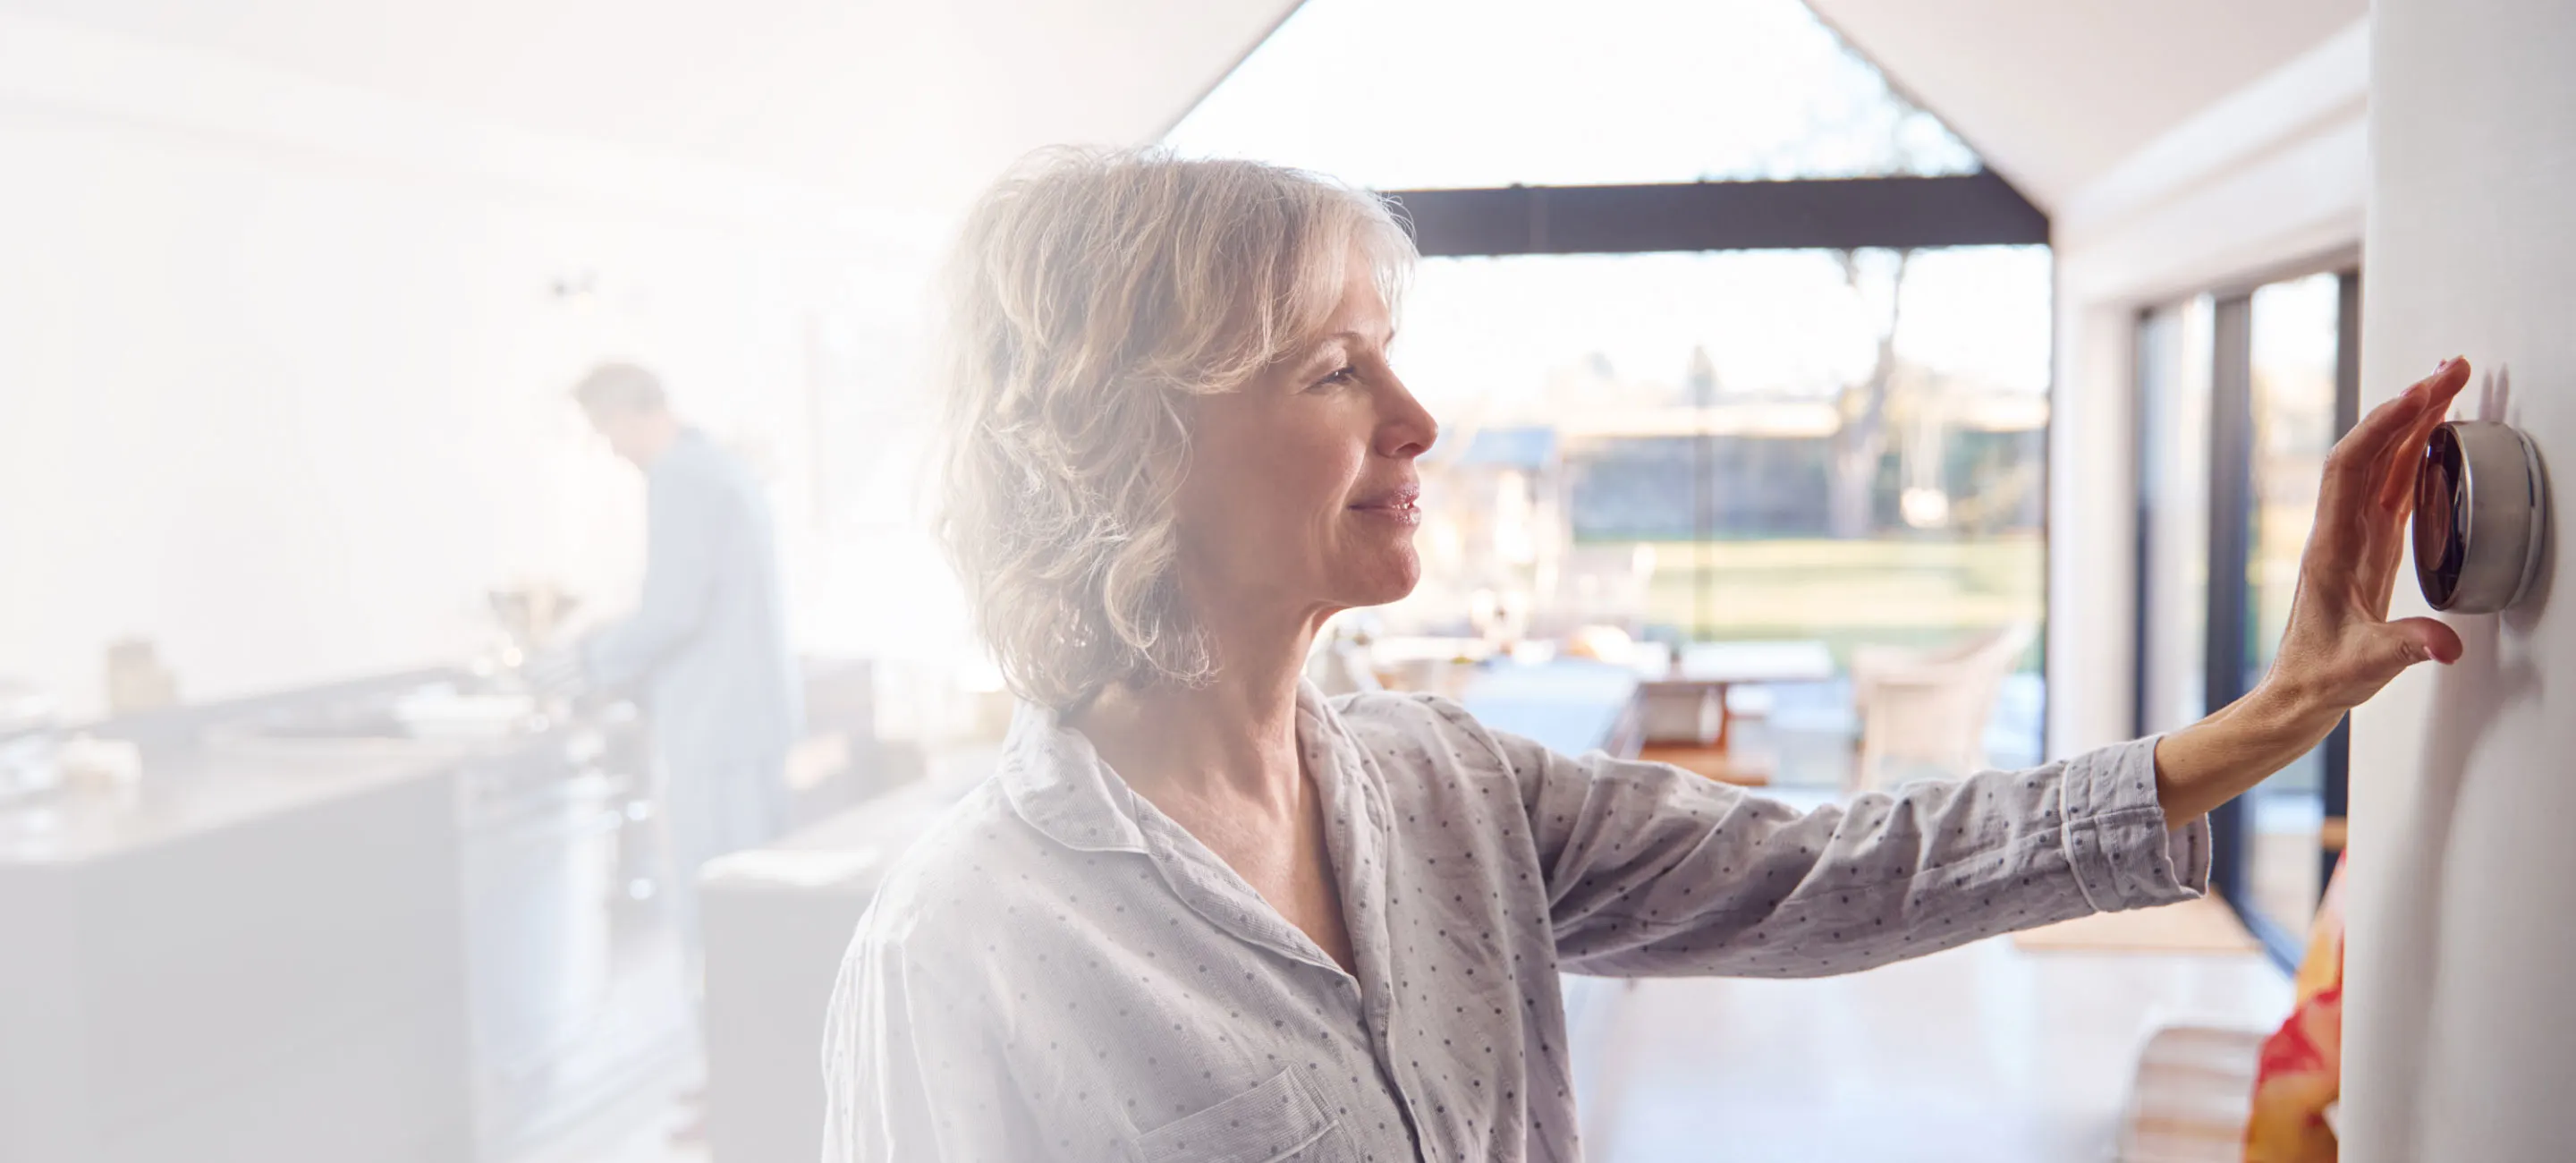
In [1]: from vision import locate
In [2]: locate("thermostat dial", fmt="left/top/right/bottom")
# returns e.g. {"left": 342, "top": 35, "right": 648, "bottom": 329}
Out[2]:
{"left": 2413, "top": 420, "right": 2546, "bottom": 615}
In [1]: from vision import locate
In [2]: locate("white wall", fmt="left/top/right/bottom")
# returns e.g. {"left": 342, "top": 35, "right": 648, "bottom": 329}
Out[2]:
{"left": 2043, "top": 19, "right": 2368, "bottom": 755}
{"left": 2343, "top": 1, "right": 2576, "bottom": 1155}
{"left": 0, "top": 13, "right": 948, "bottom": 718}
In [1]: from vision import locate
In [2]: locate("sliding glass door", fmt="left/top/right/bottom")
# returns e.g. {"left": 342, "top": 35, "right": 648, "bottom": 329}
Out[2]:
{"left": 2135, "top": 267, "right": 2358, "bottom": 961}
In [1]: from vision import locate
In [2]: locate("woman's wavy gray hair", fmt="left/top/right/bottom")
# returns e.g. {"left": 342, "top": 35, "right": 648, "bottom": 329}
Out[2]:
{"left": 937, "top": 147, "right": 1415, "bottom": 710}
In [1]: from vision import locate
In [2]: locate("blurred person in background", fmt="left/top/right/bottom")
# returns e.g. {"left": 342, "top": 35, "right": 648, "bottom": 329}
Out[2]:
{"left": 821, "top": 149, "right": 2468, "bottom": 1161}
{"left": 551, "top": 362, "right": 801, "bottom": 968}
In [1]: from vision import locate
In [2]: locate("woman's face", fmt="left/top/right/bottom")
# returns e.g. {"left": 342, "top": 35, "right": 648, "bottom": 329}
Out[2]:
{"left": 1174, "top": 252, "right": 1439, "bottom": 628}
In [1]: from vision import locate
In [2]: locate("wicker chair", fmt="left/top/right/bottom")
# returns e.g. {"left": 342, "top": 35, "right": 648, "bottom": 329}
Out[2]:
{"left": 1848, "top": 622, "right": 2037, "bottom": 792}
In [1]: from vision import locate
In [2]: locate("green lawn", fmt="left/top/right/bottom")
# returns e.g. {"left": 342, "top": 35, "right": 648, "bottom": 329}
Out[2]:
{"left": 1602, "top": 533, "right": 2045, "bottom": 666}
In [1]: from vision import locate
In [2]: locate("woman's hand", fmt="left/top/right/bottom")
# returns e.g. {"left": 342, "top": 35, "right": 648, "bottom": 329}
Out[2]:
{"left": 2151, "top": 357, "right": 2472, "bottom": 828}
{"left": 2265, "top": 356, "right": 2472, "bottom": 709}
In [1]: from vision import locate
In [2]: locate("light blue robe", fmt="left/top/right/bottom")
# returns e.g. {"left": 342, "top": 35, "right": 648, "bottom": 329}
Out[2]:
{"left": 582, "top": 428, "right": 800, "bottom": 943}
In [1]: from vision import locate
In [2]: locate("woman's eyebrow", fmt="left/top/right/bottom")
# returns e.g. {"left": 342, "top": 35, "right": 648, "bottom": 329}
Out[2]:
{"left": 1298, "top": 335, "right": 1355, "bottom": 364}
{"left": 1271, "top": 340, "right": 1343, "bottom": 375}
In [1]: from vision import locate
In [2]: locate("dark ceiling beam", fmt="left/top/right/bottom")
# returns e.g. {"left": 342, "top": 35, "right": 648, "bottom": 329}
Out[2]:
{"left": 1380, "top": 170, "right": 2048, "bottom": 257}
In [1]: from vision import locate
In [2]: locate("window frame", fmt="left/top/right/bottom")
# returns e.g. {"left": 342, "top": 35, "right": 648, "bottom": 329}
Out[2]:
{"left": 1383, "top": 173, "right": 2046, "bottom": 257}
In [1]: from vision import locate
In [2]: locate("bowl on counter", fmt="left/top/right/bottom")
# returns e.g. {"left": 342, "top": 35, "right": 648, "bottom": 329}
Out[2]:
{"left": 393, "top": 685, "right": 543, "bottom": 741}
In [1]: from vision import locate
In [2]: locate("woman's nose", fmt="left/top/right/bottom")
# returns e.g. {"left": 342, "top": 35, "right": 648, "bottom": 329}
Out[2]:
{"left": 1377, "top": 379, "right": 1439, "bottom": 460}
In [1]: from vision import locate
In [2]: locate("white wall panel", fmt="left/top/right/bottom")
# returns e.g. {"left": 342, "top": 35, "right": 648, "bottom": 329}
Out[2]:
{"left": 2343, "top": 1, "right": 2576, "bottom": 1156}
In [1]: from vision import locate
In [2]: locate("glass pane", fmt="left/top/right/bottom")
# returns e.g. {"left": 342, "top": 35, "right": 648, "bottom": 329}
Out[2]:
{"left": 1165, "top": 0, "right": 1980, "bottom": 189}
{"left": 2244, "top": 272, "right": 2343, "bottom": 930}
{"left": 1368, "top": 246, "right": 2049, "bottom": 785}
{"left": 2137, "top": 298, "right": 2213, "bottom": 734}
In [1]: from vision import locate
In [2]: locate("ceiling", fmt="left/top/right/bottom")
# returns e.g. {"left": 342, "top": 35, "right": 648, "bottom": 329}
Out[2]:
{"left": 3, "top": 0, "right": 2363, "bottom": 216}
{"left": 1809, "top": 0, "right": 2368, "bottom": 208}
{"left": 0, "top": 0, "right": 1300, "bottom": 213}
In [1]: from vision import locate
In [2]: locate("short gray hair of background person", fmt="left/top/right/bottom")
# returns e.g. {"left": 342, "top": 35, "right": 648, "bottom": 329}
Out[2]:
{"left": 936, "top": 147, "right": 1417, "bottom": 711}
{"left": 572, "top": 361, "right": 669, "bottom": 417}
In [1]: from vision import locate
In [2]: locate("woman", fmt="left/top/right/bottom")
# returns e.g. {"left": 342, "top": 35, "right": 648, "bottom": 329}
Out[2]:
{"left": 824, "top": 149, "right": 2468, "bottom": 1162}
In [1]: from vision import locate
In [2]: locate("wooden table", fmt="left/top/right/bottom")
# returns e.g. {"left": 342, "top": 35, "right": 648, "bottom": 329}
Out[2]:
{"left": 1639, "top": 639, "right": 1836, "bottom": 752}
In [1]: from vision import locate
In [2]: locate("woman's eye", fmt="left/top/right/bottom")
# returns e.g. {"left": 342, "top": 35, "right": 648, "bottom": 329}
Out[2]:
{"left": 1312, "top": 366, "right": 1359, "bottom": 391}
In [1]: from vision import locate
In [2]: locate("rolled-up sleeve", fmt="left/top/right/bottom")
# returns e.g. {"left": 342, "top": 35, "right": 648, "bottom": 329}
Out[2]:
{"left": 1489, "top": 726, "right": 2210, "bottom": 978}
{"left": 2057, "top": 735, "right": 2212, "bottom": 913}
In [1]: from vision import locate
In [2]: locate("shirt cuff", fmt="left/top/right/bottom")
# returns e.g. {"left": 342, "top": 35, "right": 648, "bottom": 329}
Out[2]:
{"left": 2058, "top": 734, "right": 2211, "bottom": 913}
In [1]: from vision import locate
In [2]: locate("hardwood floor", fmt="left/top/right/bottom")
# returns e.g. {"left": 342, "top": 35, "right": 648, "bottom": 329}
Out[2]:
{"left": 1574, "top": 937, "right": 2293, "bottom": 1162}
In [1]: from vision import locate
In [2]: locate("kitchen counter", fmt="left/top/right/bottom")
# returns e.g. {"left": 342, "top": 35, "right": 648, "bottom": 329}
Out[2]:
{"left": 0, "top": 736, "right": 473, "bottom": 865}
{"left": 0, "top": 733, "right": 477, "bottom": 1163}
{"left": 0, "top": 674, "right": 679, "bottom": 1163}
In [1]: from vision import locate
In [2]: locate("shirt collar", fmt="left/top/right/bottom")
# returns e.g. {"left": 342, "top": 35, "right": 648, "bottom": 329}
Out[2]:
{"left": 644, "top": 426, "right": 709, "bottom": 476}
{"left": 997, "top": 681, "right": 1365, "bottom": 855}
{"left": 996, "top": 698, "right": 1150, "bottom": 853}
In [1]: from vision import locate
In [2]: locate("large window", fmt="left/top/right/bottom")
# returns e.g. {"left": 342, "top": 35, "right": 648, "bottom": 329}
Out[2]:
{"left": 1378, "top": 247, "right": 2049, "bottom": 775}
{"left": 1171, "top": 0, "right": 2052, "bottom": 785}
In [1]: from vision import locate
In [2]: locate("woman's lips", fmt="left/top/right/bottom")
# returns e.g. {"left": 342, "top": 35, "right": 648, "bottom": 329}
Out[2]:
{"left": 1350, "top": 484, "right": 1422, "bottom": 526}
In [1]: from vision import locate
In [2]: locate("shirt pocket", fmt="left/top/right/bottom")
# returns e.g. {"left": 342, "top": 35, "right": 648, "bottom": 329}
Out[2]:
{"left": 1135, "top": 1068, "right": 1353, "bottom": 1163}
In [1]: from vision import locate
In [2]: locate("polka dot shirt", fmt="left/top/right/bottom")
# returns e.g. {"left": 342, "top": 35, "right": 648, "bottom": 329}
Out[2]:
{"left": 821, "top": 684, "right": 2208, "bottom": 1162}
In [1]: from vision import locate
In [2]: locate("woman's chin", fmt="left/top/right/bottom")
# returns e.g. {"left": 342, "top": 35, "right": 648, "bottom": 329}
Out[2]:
{"left": 1335, "top": 550, "right": 1421, "bottom": 608}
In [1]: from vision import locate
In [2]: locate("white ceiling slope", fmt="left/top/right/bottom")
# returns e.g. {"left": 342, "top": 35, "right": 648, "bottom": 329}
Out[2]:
{"left": 0, "top": 0, "right": 1301, "bottom": 212}
{"left": 3, "top": 0, "right": 2367, "bottom": 217}
{"left": 1808, "top": 0, "right": 2366, "bottom": 209}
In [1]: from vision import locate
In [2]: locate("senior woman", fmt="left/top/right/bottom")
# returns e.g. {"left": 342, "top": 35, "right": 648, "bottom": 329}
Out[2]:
{"left": 824, "top": 148, "right": 2469, "bottom": 1163}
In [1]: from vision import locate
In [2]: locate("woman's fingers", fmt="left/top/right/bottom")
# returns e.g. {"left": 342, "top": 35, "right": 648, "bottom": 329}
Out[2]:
{"left": 2277, "top": 358, "right": 2478, "bottom": 711}
{"left": 2309, "top": 361, "right": 2453, "bottom": 568}
{"left": 2358, "top": 364, "right": 2472, "bottom": 614}
{"left": 2328, "top": 618, "right": 2465, "bottom": 708}
{"left": 2375, "top": 359, "right": 2474, "bottom": 511}
{"left": 2385, "top": 615, "right": 2466, "bottom": 667}
{"left": 2329, "top": 359, "right": 2459, "bottom": 497}
{"left": 2296, "top": 361, "right": 2479, "bottom": 640}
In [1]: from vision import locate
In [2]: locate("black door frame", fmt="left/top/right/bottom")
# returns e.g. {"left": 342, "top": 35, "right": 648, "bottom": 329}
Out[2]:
{"left": 2201, "top": 291, "right": 2260, "bottom": 937}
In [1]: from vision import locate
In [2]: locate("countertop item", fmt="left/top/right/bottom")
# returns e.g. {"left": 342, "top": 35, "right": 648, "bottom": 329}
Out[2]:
{"left": 0, "top": 680, "right": 52, "bottom": 734}
{"left": 0, "top": 681, "right": 59, "bottom": 806}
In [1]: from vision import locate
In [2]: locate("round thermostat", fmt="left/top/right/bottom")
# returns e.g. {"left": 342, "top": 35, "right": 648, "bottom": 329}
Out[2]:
{"left": 2413, "top": 420, "right": 2547, "bottom": 614}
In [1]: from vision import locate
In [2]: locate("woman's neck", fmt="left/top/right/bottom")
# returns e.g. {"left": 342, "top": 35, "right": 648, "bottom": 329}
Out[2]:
{"left": 1070, "top": 603, "right": 1360, "bottom": 974}
{"left": 1069, "top": 606, "right": 1330, "bottom": 811}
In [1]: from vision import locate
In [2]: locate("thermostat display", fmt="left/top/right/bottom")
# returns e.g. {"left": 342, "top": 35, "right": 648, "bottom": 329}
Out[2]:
{"left": 2413, "top": 420, "right": 2547, "bottom": 614}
